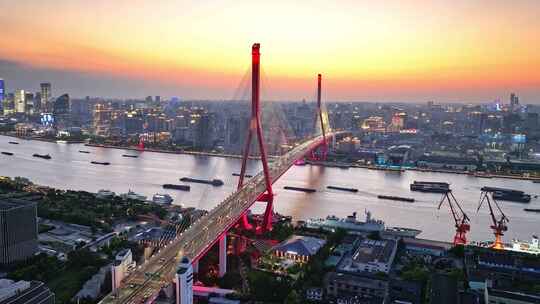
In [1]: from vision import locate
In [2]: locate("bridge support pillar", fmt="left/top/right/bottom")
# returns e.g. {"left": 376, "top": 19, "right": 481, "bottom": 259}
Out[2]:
{"left": 218, "top": 234, "right": 227, "bottom": 278}
{"left": 192, "top": 260, "right": 199, "bottom": 274}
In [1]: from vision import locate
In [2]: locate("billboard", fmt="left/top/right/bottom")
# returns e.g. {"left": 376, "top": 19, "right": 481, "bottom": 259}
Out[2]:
{"left": 0, "top": 79, "right": 4, "bottom": 102}
{"left": 40, "top": 113, "right": 54, "bottom": 126}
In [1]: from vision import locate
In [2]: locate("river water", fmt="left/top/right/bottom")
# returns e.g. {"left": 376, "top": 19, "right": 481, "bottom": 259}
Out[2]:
{"left": 1, "top": 135, "right": 539, "bottom": 243}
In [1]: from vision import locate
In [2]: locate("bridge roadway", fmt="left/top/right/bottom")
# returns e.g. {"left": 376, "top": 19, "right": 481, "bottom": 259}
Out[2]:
{"left": 100, "top": 133, "right": 335, "bottom": 304}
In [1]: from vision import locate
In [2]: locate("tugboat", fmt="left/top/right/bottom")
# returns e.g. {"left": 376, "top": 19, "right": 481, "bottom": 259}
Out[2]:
{"left": 33, "top": 153, "right": 51, "bottom": 160}
{"left": 180, "top": 177, "right": 224, "bottom": 186}
{"left": 152, "top": 193, "right": 174, "bottom": 205}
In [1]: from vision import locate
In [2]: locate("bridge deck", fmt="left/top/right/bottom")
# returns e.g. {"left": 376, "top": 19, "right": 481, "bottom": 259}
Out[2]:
{"left": 100, "top": 133, "right": 334, "bottom": 304}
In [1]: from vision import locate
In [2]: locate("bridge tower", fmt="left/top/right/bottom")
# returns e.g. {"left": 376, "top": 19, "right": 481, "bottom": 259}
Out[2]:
{"left": 237, "top": 43, "right": 275, "bottom": 232}
{"left": 310, "top": 73, "right": 328, "bottom": 161}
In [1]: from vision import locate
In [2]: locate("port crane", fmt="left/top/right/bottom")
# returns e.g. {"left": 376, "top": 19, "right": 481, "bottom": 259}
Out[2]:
{"left": 438, "top": 190, "right": 470, "bottom": 245}
{"left": 477, "top": 188, "right": 509, "bottom": 249}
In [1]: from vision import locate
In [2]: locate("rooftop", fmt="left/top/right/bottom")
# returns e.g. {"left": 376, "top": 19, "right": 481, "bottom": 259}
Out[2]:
{"left": 352, "top": 239, "right": 396, "bottom": 264}
{"left": 273, "top": 235, "right": 326, "bottom": 256}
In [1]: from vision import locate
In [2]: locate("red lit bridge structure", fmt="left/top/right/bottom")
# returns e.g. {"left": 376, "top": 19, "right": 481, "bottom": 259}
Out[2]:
{"left": 100, "top": 44, "right": 338, "bottom": 304}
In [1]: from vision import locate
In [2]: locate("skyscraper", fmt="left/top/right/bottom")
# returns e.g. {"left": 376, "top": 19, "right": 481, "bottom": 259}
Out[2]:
{"left": 40, "top": 82, "right": 51, "bottom": 111}
{"left": 0, "top": 198, "right": 38, "bottom": 265}
{"left": 0, "top": 79, "right": 5, "bottom": 103}
{"left": 14, "top": 89, "right": 26, "bottom": 113}
{"left": 510, "top": 93, "right": 519, "bottom": 110}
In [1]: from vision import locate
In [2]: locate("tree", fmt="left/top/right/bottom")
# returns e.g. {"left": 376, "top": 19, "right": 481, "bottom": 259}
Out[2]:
{"left": 285, "top": 290, "right": 301, "bottom": 304}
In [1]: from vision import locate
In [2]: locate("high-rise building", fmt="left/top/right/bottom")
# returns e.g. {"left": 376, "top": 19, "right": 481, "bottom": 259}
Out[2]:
{"left": 0, "top": 198, "right": 38, "bottom": 265}
{"left": 14, "top": 90, "right": 26, "bottom": 113}
{"left": 0, "top": 79, "right": 5, "bottom": 103}
{"left": 111, "top": 249, "right": 135, "bottom": 293}
{"left": 24, "top": 92, "right": 35, "bottom": 115}
{"left": 2, "top": 93, "right": 15, "bottom": 115}
{"left": 175, "top": 257, "right": 193, "bottom": 304}
{"left": 53, "top": 94, "right": 71, "bottom": 128}
{"left": 40, "top": 83, "right": 51, "bottom": 111}
{"left": 510, "top": 93, "right": 519, "bottom": 110}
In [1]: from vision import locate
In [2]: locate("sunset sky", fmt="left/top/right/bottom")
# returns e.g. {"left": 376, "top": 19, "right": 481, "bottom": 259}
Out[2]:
{"left": 1, "top": 0, "right": 540, "bottom": 103}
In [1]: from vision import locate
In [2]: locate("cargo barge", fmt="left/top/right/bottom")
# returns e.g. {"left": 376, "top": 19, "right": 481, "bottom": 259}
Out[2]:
{"left": 377, "top": 195, "right": 415, "bottom": 203}
{"left": 163, "top": 184, "right": 190, "bottom": 191}
{"left": 232, "top": 173, "right": 253, "bottom": 178}
{"left": 91, "top": 161, "right": 110, "bottom": 165}
{"left": 180, "top": 177, "right": 224, "bottom": 186}
{"left": 410, "top": 181, "right": 450, "bottom": 193}
{"left": 284, "top": 186, "right": 316, "bottom": 193}
{"left": 33, "top": 153, "right": 51, "bottom": 160}
{"left": 481, "top": 186, "right": 531, "bottom": 203}
{"left": 327, "top": 186, "right": 358, "bottom": 193}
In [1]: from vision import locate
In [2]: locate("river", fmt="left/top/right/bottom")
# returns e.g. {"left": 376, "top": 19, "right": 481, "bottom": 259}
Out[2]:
{"left": 1, "top": 135, "right": 539, "bottom": 243}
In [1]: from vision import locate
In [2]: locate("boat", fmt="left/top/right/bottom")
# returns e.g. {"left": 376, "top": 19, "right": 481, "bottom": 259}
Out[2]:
{"left": 96, "top": 189, "right": 115, "bottom": 199}
{"left": 377, "top": 195, "right": 415, "bottom": 203}
{"left": 33, "top": 153, "right": 51, "bottom": 160}
{"left": 122, "top": 154, "right": 139, "bottom": 158}
{"left": 284, "top": 186, "right": 316, "bottom": 193}
{"left": 533, "top": 180, "right": 540, "bottom": 184}
{"left": 506, "top": 236, "right": 540, "bottom": 255}
{"left": 410, "top": 181, "right": 450, "bottom": 193}
{"left": 305, "top": 210, "right": 422, "bottom": 238}
{"left": 474, "top": 172, "right": 493, "bottom": 178}
{"left": 232, "top": 173, "right": 253, "bottom": 178}
{"left": 382, "top": 226, "right": 423, "bottom": 238}
{"left": 120, "top": 190, "right": 147, "bottom": 201}
{"left": 481, "top": 186, "right": 531, "bottom": 203}
{"left": 163, "top": 184, "right": 190, "bottom": 191}
{"left": 91, "top": 161, "right": 111, "bottom": 165}
{"left": 1, "top": 152, "right": 13, "bottom": 156}
{"left": 8, "top": 141, "right": 19, "bottom": 145}
{"left": 180, "top": 177, "right": 224, "bottom": 186}
{"left": 327, "top": 186, "right": 358, "bottom": 193}
{"left": 56, "top": 140, "right": 67, "bottom": 144}
{"left": 79, "top": 150, "right": 91, "bottom": 154}
{"left": 524, "top": 208, "right": 540, "bottom": 213}
{"left": 152, "top": 193, "right": 173, "bottom": 205}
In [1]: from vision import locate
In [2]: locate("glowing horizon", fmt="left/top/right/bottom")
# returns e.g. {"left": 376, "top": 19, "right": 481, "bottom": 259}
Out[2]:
{"left": 1, "top": 0, "right": 539, "bottom": 103}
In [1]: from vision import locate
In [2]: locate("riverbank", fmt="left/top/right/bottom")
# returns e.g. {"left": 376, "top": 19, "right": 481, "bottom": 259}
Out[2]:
{"left": 84, "top": 143, "right": 262, "bottom": 160}
{"left": 0, "top": 132, "right": 85, "bottom": 144}
{"left": 306, "top": 161, "right": 540, "bottom": 182}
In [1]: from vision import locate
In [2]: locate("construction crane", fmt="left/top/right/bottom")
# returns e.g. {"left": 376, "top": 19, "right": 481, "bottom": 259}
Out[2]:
{"left": 477, "top": 187, "right": 509, "bottom": 250}
{"left": 438, "top": 190, "right": 470, "bottom": 245}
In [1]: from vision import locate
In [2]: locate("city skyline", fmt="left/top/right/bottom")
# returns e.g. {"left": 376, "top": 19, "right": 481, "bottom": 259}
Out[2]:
{"left": 1, "top": 0, "right": 540, "bottom": 103}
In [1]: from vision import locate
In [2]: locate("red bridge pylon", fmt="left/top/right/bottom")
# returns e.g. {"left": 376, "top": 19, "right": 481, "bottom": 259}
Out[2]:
{"left": 237, "top": 43, "right": 274, "bottom": 232}
{"left": 310, "top": 73, "right": 328, "bottom": 161}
